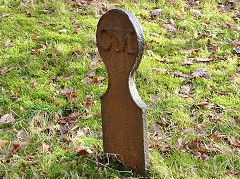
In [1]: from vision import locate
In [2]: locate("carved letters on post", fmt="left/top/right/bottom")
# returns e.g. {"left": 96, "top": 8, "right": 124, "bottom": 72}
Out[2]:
{"left": 98, "top": 27, "right": 136, "bottom": 54}
{"left": 96, "top": 9, "right": 149, "bottom": 175}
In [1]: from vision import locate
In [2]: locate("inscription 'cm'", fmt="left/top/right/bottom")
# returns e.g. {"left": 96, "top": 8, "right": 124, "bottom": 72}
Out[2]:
{"left": 99, "top": 27, "right": 137, "bottom": 54}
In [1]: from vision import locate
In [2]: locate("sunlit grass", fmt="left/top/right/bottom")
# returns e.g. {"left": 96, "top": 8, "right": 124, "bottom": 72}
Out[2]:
{"left": 0, "top": 0, "right": 239, "bottom": 178}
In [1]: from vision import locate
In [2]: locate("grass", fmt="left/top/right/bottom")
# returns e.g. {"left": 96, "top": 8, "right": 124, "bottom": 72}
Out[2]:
{"left": 0, "top": 0, "right": 240, "bottom": 178}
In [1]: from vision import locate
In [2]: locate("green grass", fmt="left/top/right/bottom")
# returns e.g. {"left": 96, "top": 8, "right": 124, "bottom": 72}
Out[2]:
{"left": 0, "top": 0, "right": 240, "bottom": 178}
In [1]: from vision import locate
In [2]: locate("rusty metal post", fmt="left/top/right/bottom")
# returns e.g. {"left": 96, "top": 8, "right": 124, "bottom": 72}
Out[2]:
{"left": 96, "top": 8, "right": 149, "bottom": 175}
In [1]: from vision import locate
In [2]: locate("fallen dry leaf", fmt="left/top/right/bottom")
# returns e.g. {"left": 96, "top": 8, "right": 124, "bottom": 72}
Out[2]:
{"left": 31, "top": 49, "right": 41, "bottom": 55}
{"left": 191, "top": 68, "right": 209, "bottom": 78}
{"left": 76, "top": 149, "right": 89, "bottom": 156}
{"left": 205, "top": 143, "right": 223, "bottom": 153}
{"left": 72, "top": 50, "right": 81, "bottom": 56}
{"left": 82, "top": 77, "right": 92, "bottom": 86}
{"left": 76, "top": 148, "right": 94, "bottom": 156}
{"left": 1, "top": 12, "right": 13, "bottom": 18}
{"left": 179, "top": 85, "right": 190, "bottom": 95}
{"left": 196, "top": 146, "right": 208, "bottom": 154}
{"left": 83, "top": 114, "right": 93, "bottom": 120}
{"left": 58, "top": 88, "right": 79, "bottom": 96}
{"left": 57, "top": 112, "right": 81, "bottom": 124}
{"left": 205, "top": 85, "right": 211, "bottom": 91}
{"left": 31, "top": 34, "right": 38, "bottom": 39}
{"left": 149, "top": 94, "right": 159, "bottom": 106}
{"left": 95, "top": 112, "right": 101, "bottom": 118}
{"left": 190, "top": 9, "right": 202, "bottom": 18}
{"left": 96, "top": 132, "right": 103, "bottom": 139}
{"left": 174, "top": 137, "right": 183, "bottom": 149}
{"left": 97, "top": 2, "right": 104, "bottom": 15}
{"left": 92, "top": 76, "right": 106, "bottom": 87}
{"left": 17, "top": 130, "right": 27, "bottom": 138}
{"left": 84, "top": 95, "right": 96, "bottom": 109}
{"left": 62, "top": 136, "right": 72, "bottom": 143}
{"left": 40, "top": 171, "right": 47, "bottom": 177}
{"left": 226, "top": 170, "right": 240, "bottom": 176}
{"left": 213, "top": 133, "right": 221, "bottom": 143}
{"left": 0, "top": 114, "right": 16, "bottom": 125}
{"left": 57, "top": 112, "right": 82, "bottom": 133}
{"left": 2, "top": 66, "right": 13, "bottom": 74}
{"left": 181, "top": 60, "right": 194, "bottom": 66}
{"left": 215, "top": 104, "right": 227, "bottom": 110}
{"left": 149, "top": 39, "right": 160, "bottom": 44}
{"left": 57, "top": 88, "right": 80, "bottom": 102}
{"left": 13, "top": 142, "right": 27, "bottom": 151}
{"left": 37, "top": 143, "right": 49, "bottom": 153}
{"left": 170, "top": 72, "right": 191, "bottom": 78}
{"left": 152, "top": 68, "right": 168, "bottom": 73}
{"left": 156, "top": 144, "right": 172, "bottom": 153}
{"left": 163, "top": 24, "right": 177, "bottom": 34}
{"left": 181, "top": 128, "right": 194, "bottom": 135}
{"left": 0, "top": 140, "right": 9, "bottom": 148}
{"left": 213, "top": 90, "right": 229, "bottom": 96}
{"left": 77, "top": 127, "right": 91, "bottom": 137}
{"left": 146, "top": 50, "right": 155, "bottom": 56}
{"left": 196, "top": 58, "right": 211, "bottom": 62}
{"left": 58, "top": 29, "right": 67, "bottom": 34}
{"left": 194, "top": 102, "right": 209, "bottom": 107}
{"left": 149, "top": 9, "right": 162, "bottom": 17}
{"left": 27, "top": 13, "right": 35, "bottom": 18}
{"left": 230, "top": 73, "right": 237, "bottom": 81}
{"left": 15, "top": 88, "right": 20, "bottom": 93}
{"left": 67, "top": 112, "right": 81, "bottom": 120}
{"left": 90, "top": 58, "right": 99, "bottom": 66}
{"left": 1, "top": 42, "right": 7, "bottom": 48}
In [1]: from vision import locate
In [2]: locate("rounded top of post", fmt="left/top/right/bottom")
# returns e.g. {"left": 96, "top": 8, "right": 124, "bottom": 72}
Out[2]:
{"left": 96, "top": 8, "right": 144, "bottom": 76}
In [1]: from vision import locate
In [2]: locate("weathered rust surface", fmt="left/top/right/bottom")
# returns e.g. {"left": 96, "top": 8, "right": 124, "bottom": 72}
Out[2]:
{"left": 96, "top": 9, "right": 149, "bottom": 174}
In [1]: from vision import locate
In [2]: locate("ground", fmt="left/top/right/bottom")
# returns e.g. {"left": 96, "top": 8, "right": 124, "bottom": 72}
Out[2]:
{"left": 0, "top": 0, "right": 240, "bottom": 178}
